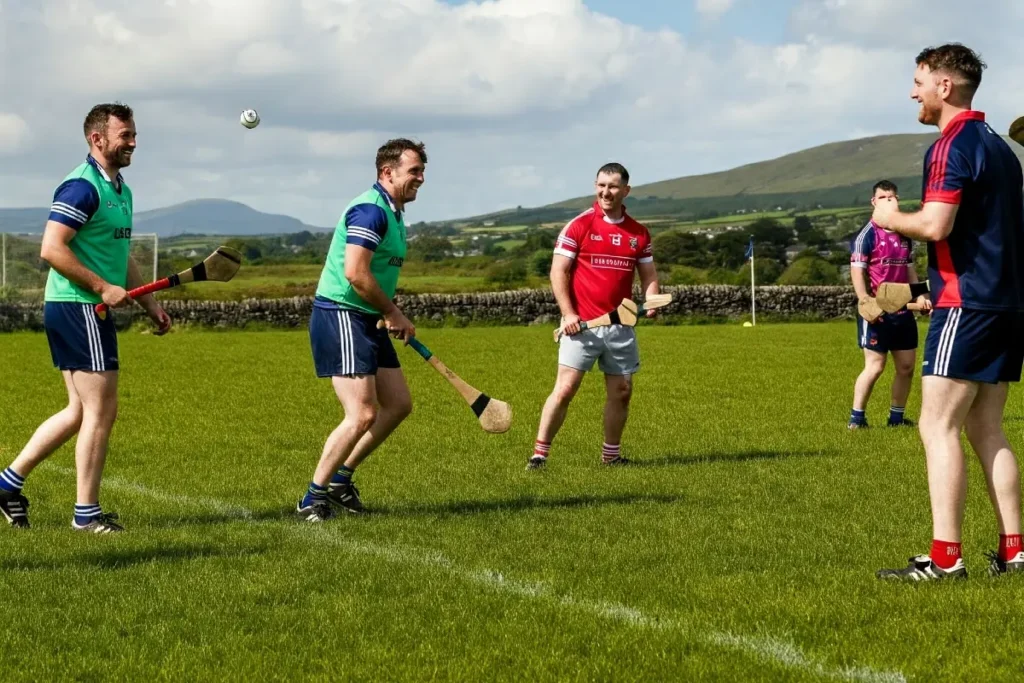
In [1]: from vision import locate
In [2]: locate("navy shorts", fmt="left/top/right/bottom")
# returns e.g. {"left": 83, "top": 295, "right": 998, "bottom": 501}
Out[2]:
{"left": 857, "top": 311, "right": 918, "bottom": 353}
{"left": 923, "top": 308, "right": 1024, "bottom": 383}
{"left": 309, "top": 305, "right": 399, "bottom": 377}
{"left": 44, "top": 302, "right": 119, "bottom": 372}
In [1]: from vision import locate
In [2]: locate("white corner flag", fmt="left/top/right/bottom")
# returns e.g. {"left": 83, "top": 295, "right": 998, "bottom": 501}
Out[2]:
{"left": 745, "top": 237, "right": 755, "bottom": 326}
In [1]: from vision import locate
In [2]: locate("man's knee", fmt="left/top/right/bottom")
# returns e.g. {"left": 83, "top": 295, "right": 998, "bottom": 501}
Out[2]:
{"left": 862, "top": 355, "right": 886, "bottom": 380}
{"left": 393, "top": 394, "right": 413, "bottom": 421}
{"left": 65, "top": 401, "right": 84, "bottom": 429}
{"left": 82, "top": 396, "right": 117, "bottom": 426}
{"left": 608, "top": 377, "right": 633, "bottom": 404}
{"left": 350, "top": 405, "right": 379, "bottom": 433}
{"left": 895, "top": 358, "right": 915, "bottom": 377}
{"left": 553, "top": 377, "right": 581, "bottom": 404}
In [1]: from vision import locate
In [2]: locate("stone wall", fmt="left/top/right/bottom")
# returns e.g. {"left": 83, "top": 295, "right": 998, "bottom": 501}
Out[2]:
{"left": 0, "top": 285, "right": 858, "bottom": 332}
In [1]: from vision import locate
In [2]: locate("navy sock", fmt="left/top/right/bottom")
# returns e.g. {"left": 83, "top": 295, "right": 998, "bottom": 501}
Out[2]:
{"left": 301, "top": 482, "right": 328, "bottom": 508}
{"left": 850, "top": 409, "right": 867, "bottom": 424}
{"left": 0, "top": 467, "right": 25, "bottom": 493}
{"left": 74, "top": 504, "right": 102, "bottom": 527}
{"left": 329, "top": 466, "right": 354, "bottom": 489}
{"left": 888, "top": 406, "right": 906, "bottom": 425}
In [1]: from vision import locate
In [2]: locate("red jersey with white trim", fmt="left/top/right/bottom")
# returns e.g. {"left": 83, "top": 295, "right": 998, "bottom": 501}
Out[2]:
{"left": 921, "top": 110, "right": 1024, "bottom": 311}
{"left": 554, "top": 201, "right": 653, "bottom": 320}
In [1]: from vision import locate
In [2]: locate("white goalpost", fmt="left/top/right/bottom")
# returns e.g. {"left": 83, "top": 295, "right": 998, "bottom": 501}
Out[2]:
{"left": 132, "top": 232, "right": 159, "bottom": 282}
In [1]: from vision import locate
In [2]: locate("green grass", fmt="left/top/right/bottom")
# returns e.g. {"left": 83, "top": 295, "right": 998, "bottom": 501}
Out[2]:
{"left": 678, "top": 210, "right": 791, "bottom": 227}
{"left": 154, "top": 264, "right": 496, "bottom": 299}
{"left": 2, "top": 323, "right": 1024, "bottom": 680}
{"left": 459, "top": 225, "right": 531, "bottom": 234}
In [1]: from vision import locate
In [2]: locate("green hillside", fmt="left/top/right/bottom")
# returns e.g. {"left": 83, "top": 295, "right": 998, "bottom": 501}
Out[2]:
{"left": 443, "top": 133, "right": 1024, "bottom": 227}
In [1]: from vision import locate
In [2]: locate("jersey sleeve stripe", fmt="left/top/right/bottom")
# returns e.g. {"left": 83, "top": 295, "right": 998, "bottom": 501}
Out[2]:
{"left": 48, "top": 207, "right": 88, "bottom": 229}
{"left": 637, "top": 256, "right": 654, "bottom": 264}
{"left": 554, "top": 247, "right": 576, "bottom": 259}
{"left": 347, "top": 227, "right": 382, "bottom": 245}
{"left": 851, "top": 224, "right": 872, "bottom": 262}
{"left": 51, "top": 202, "right": 89, "bottom": 222}
{"left": 926, "top": 138, "right": 951, "bottom": 195}
{"left": 926, "top": 121, "right": 968, "bottom": 200}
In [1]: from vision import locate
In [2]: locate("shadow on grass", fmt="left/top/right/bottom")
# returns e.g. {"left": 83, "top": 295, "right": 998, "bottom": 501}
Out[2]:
{"left": 1, "top": 543, "right": 270, "bottom": 572}
{"left": 635, "top": 448, "right": 837, "bottom": 468}
{"left": 372, "top": 492, "right": 683, "bottom": 518}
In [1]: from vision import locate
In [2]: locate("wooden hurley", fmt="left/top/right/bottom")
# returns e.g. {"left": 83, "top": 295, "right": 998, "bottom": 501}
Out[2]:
{"left": 1010, "top": 115, "right": 1024, "bottom": 147}
{"left": 874, "top": 281, "right": 930, "bottom": 314}
{"left": 553, "top": 293, "right": 673, "bottom": 343}
{"left": 377, "top": 321, "right": 512, "bottom": 434}
{"left": 95, "top": 246, "right": 242, "bottom": 319}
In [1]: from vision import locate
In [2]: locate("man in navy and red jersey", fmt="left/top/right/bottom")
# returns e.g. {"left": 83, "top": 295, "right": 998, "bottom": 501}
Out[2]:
{"left": 528, "top": 162, "right": 659, "bottom": 470}
{"left": 848, "top": 179, "right": 931, "bottom": 430}
{"left": 872, "top": 44, "right": 1024, "bottom": 581}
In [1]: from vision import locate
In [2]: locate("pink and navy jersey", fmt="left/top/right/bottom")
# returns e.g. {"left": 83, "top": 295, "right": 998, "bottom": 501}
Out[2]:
{"left": 921, "top": 110, "right": 1024, "bottom": 311}
{"left": 850, "top": 221, "right": 913, "bottom": 295}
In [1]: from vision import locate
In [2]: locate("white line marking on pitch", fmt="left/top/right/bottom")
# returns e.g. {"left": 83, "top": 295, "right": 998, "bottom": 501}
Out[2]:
{"left": 43, "top": 466, "right": 905, "bottom": 683}
{"left": 42, "top": 465, "right": 253, "bottom": 519}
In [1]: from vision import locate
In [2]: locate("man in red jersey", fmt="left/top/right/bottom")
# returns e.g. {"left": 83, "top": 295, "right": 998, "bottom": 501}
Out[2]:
{"left": 528, "top": 163, "right": 660, "bottom": 470}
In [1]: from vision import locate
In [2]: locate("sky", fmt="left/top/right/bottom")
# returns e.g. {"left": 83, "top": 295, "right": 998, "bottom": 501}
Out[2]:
{"left": 1, "top": 0, "right": 1022, "bottom": 226}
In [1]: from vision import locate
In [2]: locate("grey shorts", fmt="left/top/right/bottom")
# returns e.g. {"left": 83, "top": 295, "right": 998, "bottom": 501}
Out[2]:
{"left": 558, "top": 325, "right": 640, "bottom": 375}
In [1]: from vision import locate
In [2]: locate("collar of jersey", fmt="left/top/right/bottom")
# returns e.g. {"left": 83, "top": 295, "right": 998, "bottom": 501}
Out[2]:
{"left": 85, "top": 155, "right": 125, "bottom": 185}
{"left": 941, "top": 110, "right": 985, "bottom": 136}
{"left": 592, "top": 200, "right": 626, "bottom": 225}
{"left": 372, "top": 182, "right": 400, "bottom": 219}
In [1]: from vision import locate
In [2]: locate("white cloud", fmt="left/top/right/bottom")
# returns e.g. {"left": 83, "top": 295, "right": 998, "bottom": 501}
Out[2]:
{"left": 0, "top": 114, "right": 31, "bottom": 156}
{"left": 0, "top": 0, "right": 1020, "bottom": 224}
{"left": 695, "top": 0, "right": 734, "bottom": 20}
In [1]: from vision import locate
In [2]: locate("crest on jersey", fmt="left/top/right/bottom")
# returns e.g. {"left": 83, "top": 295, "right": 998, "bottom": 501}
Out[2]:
{"left": 629, "top": 237, "right": 638, "bottom": 250}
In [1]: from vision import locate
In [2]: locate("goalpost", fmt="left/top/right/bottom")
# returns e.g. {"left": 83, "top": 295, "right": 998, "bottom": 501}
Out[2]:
{"left": 132, "top": 232, "right": 159, "bottom": 282}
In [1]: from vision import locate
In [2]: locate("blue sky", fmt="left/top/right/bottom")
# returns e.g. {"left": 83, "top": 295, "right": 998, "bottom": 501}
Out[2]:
{"left": 1, "top": 0, "right": 1021, "bottom": 223}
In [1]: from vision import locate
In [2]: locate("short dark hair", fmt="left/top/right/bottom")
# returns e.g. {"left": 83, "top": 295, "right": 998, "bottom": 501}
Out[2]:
{"left": 376, "top": 138, "right": 427, "bottom": 176}
{"left": 83, "top": 102, "right": 133, "bottom": 138}
{"left": 597, "top": 162, "right": 629, "bottom": 185}
{"left": 916, "top": 43, "right": 986, "bottom": 97}
{"left": 872, "top": 179, "right": 898, "bottom": 195}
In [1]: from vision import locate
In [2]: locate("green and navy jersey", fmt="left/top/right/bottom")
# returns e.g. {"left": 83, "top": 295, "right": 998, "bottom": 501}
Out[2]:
{"left": 44, "top": 155, "right": 133, "bottom": 304}
{"left": 315, "top": 182, "right": 406, "bottom": 314}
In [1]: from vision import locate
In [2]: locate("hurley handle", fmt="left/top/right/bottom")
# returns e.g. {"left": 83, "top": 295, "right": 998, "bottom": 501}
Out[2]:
{"left": 375, "top": 318, "right": 431, "bottom": 361}
{"left": 407, "top": 336, "right": 432, "bottom": 361}
{"left": 94, "top": 277, "right": 173, "bottom": 318}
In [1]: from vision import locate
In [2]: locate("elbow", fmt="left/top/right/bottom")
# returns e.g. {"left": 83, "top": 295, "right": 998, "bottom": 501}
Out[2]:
{"left": 931, "top": 224, "right": 954, "bottom": 242}
{"left": 39, "top": 241, "right": 58, "bottom": 265}
{"left": 344, "top": 265, "right": 364, "bottom": 287}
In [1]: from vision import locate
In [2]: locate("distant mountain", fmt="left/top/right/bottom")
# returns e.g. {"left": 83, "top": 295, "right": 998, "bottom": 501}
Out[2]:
{"left": 0, "top": 199, "right": 331, "bottom": 236}
{"left": 446, "top": 133, "right": 1024, "bottom": 225}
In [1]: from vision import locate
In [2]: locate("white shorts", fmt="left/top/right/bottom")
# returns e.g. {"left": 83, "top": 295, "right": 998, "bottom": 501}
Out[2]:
{"left": 558, "top": 325, "right": 639, "bottom": 375}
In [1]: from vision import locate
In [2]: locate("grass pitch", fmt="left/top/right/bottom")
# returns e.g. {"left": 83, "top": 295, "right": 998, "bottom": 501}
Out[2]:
{"left": 2, "top": 323, "right": 1024, "bottom": 681}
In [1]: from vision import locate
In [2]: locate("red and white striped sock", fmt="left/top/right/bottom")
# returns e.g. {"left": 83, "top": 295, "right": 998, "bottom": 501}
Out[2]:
{"left": 602, "top": 442, "right": 621, "bottom": 464}
{"left": 533, "top": 440, "right": 551, "bottom": 460}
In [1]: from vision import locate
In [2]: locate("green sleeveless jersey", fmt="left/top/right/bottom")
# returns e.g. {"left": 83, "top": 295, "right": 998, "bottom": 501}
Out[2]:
{"left": 315, "top": 183, "right": 406, "bottom": 314}
{"left": 44, "top": 158, "right": 133, "bottom": 304}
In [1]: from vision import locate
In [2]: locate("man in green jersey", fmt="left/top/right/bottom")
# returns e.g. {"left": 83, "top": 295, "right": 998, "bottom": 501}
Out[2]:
{"left": 0, "top": 103, "right": 171, "bottom": 532}
{"left": 298, "top": 138, "right": 424, "bottom": 521}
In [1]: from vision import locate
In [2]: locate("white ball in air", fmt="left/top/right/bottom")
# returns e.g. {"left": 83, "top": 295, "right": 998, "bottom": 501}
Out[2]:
{"left": 240, "top": 109, "right": 260, "bottom": 129}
